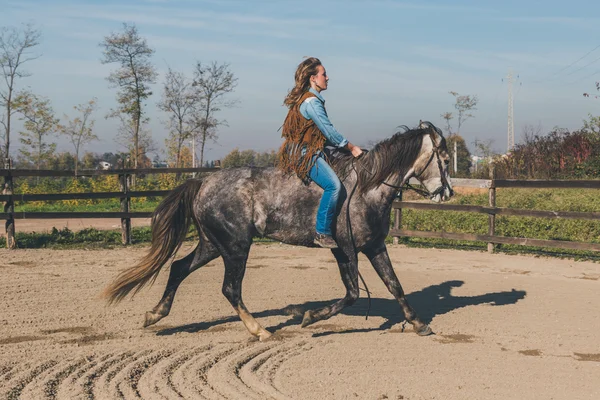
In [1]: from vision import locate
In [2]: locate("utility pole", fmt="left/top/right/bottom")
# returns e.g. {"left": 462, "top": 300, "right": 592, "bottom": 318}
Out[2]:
{"left": 506, "top": 68, "right": 516, "bottom": 152}
{"left": 453, "top": 141, "right": 457, "bottom": 173}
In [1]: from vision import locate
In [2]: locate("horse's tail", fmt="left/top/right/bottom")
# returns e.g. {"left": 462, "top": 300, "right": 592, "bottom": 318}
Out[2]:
{"left": 103, "top": 179, "right": 203, "bottom": 304}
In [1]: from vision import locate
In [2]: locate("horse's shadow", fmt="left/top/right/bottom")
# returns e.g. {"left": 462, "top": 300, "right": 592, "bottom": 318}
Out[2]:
{"left": 155, "top": 280, "right": 526, "bottom": 336}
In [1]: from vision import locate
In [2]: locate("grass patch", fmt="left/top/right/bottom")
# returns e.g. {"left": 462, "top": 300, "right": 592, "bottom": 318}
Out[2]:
{"left": 400, "top": 209, "right": 600, "bottom": 244}
{"left": 453, "top": 188, "right": 600, "bottom": 212}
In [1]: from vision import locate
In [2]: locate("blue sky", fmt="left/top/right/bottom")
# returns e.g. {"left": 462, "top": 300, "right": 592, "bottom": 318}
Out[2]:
{"left": 2, "top": 0, "right": 600, "bottom": 161}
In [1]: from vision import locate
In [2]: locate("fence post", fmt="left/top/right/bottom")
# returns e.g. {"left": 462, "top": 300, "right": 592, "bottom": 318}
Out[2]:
{"left": 3, "top": 159, "right": 15, "bottom": 249}
{"left": 119, "top": 168, "right": 132, "bottom": 245}
{"left": 487, "top": 166, "right": 496, "bottom": 253}
{"left": 393, "top": 191, "right": 402, "bottom": 245}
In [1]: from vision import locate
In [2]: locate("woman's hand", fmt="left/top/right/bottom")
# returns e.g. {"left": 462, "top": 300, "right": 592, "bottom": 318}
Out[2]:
{"left": 348, "top": 143, "right": 364, "bottom": 158}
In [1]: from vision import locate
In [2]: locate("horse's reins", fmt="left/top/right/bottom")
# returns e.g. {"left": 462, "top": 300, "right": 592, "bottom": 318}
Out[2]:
{"left": 346, "top": 129, "right": 449, "bottom": 320}
{"left": 376, "top": 131, "right": 449, "bottom": 199}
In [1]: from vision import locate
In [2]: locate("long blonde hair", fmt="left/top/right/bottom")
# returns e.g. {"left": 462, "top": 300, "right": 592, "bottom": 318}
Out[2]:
{"left": 283, "top": 57, "right": 322, "bottom": 108}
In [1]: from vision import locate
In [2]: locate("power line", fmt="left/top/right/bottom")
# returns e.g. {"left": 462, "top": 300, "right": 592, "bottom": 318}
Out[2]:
{"left": 532, "top": 43, "right": 600, "bottom": 83}
{"left": 561, "top": 66, "right": 600, "bottom": 86}
{"left": 564, "top": 54, "right": 600, "bottom": 77}
{"left": 549, "top": 43, "right": 600, "bottom": 77}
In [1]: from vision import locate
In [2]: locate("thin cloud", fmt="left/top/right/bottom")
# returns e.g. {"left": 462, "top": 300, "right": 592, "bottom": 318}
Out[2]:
{"left": 35, "top": 2, "right": 327, "bottom": 29}
{"left": 411, "top": 45, "right": 568, "bottom": 73}
{"left": 498, "top": 16, "right": 600, "bottom": 30}
{"left": 4, "top": 1, "right": 370, "bottom": 46}
{"left": 374, "top": 0, "right": 496, "bottom": 13}
{"left": 146, "top": 34, "right": 296, "bottom": 62}
{"left": 8, "top": 2, "right": 331, "bottom": 40}
{"left": 30, "top": 57, "right": 112, "bottom": 79}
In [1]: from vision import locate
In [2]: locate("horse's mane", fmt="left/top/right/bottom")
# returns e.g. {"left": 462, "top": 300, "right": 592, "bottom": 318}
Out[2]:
{"left": 329, "top": 121, "right": 445, "bottom": 194}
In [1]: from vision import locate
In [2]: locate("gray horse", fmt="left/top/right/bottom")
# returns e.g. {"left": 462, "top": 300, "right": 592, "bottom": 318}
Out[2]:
{"left": 103, "top": 122, "right": 454, "bottom": 341}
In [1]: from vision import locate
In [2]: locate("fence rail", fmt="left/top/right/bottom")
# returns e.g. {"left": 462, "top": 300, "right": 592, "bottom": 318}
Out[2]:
{"left": 1, "top": 211, "right": 153, "bottom": 219}
{"left": 391, "top": 177, "right": 600, "bottom": 253}
{"left": 389, "top": 229, "right": 600, "bottom": 252}
{"left": 3, "top": 167, "right": 600, "bottom": 253}
{"left": 0, "top": 190, "right": 170, "bottom": 202}
{"left": 392, "top": 201, "right": 600, "bottom": 220}
{"left": 1, "top": 165, "right": 219, "bottom": 248}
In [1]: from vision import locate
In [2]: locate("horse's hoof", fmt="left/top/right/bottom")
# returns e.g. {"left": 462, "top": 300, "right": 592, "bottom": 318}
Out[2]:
{"left": 143, "top": 311, "right": 163, "bottom": 328}
{"left": 301, "top": 311, "right": 314, "bottom": 328}
{"left": 258, "top": 330, "right": 273, "bottom": 342}
{"left": 416, "top": 324, "right": 433, "bottom": 336}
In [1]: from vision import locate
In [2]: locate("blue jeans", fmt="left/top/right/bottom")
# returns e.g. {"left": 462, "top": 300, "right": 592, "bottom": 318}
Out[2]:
{"left": 308, "top": 155, "right": 342, "bottom": 236}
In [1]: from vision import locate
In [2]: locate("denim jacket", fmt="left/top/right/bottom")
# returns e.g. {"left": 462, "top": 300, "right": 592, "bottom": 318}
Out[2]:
{"left": 300, "top": 88, "right": 349, "bottom": 149}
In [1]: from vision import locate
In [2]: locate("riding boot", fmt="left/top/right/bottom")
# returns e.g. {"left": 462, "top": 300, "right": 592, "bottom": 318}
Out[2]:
{"left": 314, "top": 233, "right": 338, "bottom": 248}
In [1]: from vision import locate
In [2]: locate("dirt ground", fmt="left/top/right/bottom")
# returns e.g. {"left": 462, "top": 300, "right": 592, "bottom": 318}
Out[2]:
{"left": 0, "top": 242, "right": 599, "bottom": 400}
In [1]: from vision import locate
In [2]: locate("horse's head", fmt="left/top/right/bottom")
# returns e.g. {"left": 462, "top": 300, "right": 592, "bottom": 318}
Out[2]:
{"left": 406, "top": 122, "right": 454, "bottom": 203}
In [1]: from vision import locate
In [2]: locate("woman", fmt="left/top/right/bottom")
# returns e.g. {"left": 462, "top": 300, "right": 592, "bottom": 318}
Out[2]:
{"left": 278, "top": 57, "right": 363, "bottom": 249}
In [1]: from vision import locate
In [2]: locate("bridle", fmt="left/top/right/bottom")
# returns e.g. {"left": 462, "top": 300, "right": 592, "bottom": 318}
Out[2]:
{"left": 355, "top": 130, "right": 453, "bottom": 200}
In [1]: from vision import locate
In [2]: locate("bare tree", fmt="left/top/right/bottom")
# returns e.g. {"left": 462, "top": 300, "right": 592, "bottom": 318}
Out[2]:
{"left": 447, "top": 91, "right": 478, "bottom": 135}
{"left": 112, "top": 112, "right": 155, "bottom": 167}
{"left": 158, "top": 68, "right": 201, "bottom": 168}
{"left": 472, "top": 138, "right": 495, "bottom": 158}
{"left": 100, "top": 23, "right": 157, "bottom": 169}
{"left": 13, "top": 91, "right": 58, "bottom": 171}
{"left": 520, "top": 123, "right": 544, "bottom": 178}
{"left": 441, "top": 91, "right": 478, "bottom": 173}
{"left": 472, "top": 138, "right": 495, "bottom": 175}
{"left": 0, "top": 23, "right": 41, "bottom": 163}
{"left": 521, "top": 122, "right": 543, "bottom": 143}
{"left": 57, "top": 99, "right": 99, "bottom": 175}
{"left": 192, "top": 61, "right": 238, "bottom": 166}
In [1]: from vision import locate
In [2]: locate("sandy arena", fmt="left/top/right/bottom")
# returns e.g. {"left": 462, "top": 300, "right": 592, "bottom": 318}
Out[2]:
{"left": 0, "top": 241, "right": 599, "bottom": 399}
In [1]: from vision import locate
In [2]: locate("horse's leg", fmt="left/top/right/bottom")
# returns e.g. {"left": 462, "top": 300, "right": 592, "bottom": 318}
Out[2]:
{"left": 301, "top": 247, "right": 360, "bottom": 327}
{"left": 144, "top": 237, "right": 220, "bottom": 327}
{"left": 219, "top": 246, "right": 272, "bottom": 341}
{"left": 363, "top": 243, "right": 432, "bottom": 336}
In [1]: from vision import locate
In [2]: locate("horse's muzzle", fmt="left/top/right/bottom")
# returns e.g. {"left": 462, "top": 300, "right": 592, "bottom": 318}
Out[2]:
{"left": 430, "top": 186, "right": 454, "bottom": 203}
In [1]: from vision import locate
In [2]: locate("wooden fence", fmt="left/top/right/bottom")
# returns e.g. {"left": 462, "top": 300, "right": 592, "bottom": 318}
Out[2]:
{"left": 391, "top": 177, "right": 600, "bottom": 253}
{"left": 0, "top": 164, "right": 218, "bottom": 248}
{"left": 3, "top": 165, "right": 600, "bottom": 253}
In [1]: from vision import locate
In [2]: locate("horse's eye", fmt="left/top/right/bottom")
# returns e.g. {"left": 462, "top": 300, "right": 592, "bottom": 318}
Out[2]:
{"left": 444, "top": 159, "right": 450, "bottom": 165}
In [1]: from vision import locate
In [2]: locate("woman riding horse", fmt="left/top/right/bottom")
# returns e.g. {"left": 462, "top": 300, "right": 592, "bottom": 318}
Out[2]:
{"left": 279, "top": 57, "right": 363, "bottom": 249}
{"left": 103, "top": 120, "right": 454, "bottom": 341}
